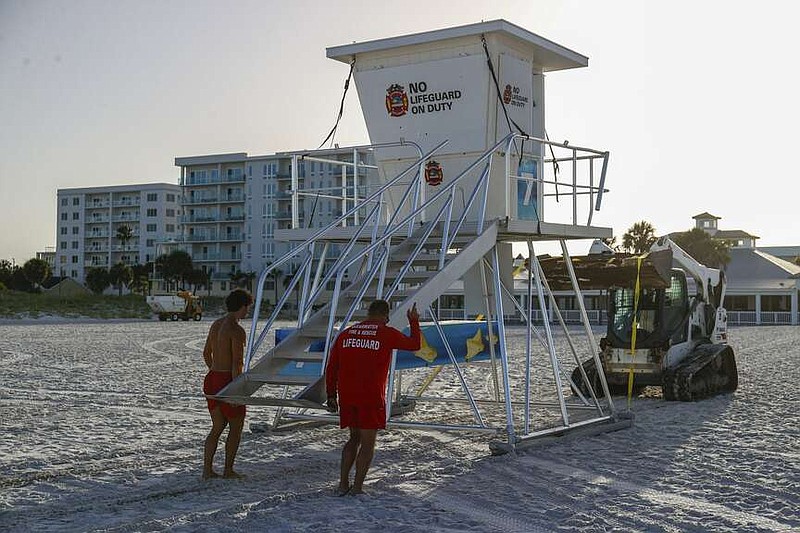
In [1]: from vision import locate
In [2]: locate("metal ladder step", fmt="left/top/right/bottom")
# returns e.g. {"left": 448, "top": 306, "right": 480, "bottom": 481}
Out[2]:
{"left": 209, "top": 395, "right": 325, "bottom": 409}
{"left": 275, "top": 351, "right": 324, "bottom": 362}
{"left": 245, "top": 374, "right": 316, "bottom": 386}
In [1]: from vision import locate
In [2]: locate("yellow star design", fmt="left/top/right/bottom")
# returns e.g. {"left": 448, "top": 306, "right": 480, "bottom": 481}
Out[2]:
{"left": 465, "top": 329, "right": 485, "bottom": 361}
{"left": 414, "top": 331, "right": 438, "bottom": 363}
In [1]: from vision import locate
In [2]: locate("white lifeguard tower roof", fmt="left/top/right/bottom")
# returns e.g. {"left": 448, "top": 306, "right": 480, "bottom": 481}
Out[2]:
{"left": 327, "top": 19, "right": 588, "bottom": 72}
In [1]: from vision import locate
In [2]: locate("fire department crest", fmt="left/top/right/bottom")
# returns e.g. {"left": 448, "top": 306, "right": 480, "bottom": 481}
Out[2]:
{"left": 424, "top": 160, "right": 443, "bottom": 186}
{"left": 503, "top": 84, "right": 513, "bottom": 104}
{"left": 385, "top": 84, "right": 409, "bottom": 117}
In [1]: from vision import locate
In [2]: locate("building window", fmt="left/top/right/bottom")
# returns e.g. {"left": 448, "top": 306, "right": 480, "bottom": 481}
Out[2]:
{"left": 147, "top": 193, "right": 158, "bottom": 202}
{"left": 146, "top": 208, "right": 157, "bottom": 217}
{"left": 61, "top": 198, "right": 68, "bottom": 206}
{"left": 72, "top": 197, "right": 80, "bottom": 206}
{"left": 60, "top": 227, "right": 68, "bottom": 235}
{"left": 146, "top": 239, "right": 154, "bottom": 247}
{"left": 220, "top": 281, "right": 227, "bottom": 291}
{"left": 71, "top": 241, "right": 79, "bottom": 249}
{"left": 61, "top": 213, "right": 68, "bottom": 221}
{"left": 166, "top": 193, "right": 176, "bottom": 202}
{"left": 60, "top": 241, "right": 67, "bottom": 249}
{"left": 71, "top": 270, "right": 77, "bottom": 278}
{"left": 166, "top": 224, "right": 175, "bottom": 233}
{"left": 72, "top": 212, "right": 79, "bottom": 220}
{"left": 146, "top": 224, "right": 157, "bottom": 232}
{"left": 59, "top": 255, "right": 66, "bottom": 263}
{"left": 72, "top": 227, "right": 79, "bottom": 235}
{"left": 166, "top": 208, "right": 175, "bottom": 217}
{"left": 71, "top": 256, "right": 78, "bottom": 263}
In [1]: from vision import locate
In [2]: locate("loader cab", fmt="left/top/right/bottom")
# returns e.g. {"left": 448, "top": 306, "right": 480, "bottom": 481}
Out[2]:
{"left": 606, "top": 269, "right": 689, "bottom": 349}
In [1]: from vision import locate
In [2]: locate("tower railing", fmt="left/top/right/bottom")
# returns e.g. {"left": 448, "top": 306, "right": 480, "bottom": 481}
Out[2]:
{"left": 504, "top": 134, "right": 610, "bottom": 226}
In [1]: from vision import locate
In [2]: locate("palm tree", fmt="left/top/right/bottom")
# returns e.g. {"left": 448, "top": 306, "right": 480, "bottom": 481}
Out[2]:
{"left": 116, "top": 225, "right": 134, "bottom": 250}
{"left": 156, "top": 250, "right": 193, "bottom": 290}
{"left": 622, "top": 221, "right": 657, "bottom": 254}
{"left": 109, "top": 262, "right": 133, "bottom": 296}
{"left": 129, "top": 263, "right": 151, "bottom": 295}
{"left": 265, "top": 263, "right": 282, "bottom": 308}
{"left": 187, "top": 268, "right": 209, "bottom": 294}
{"left": 283, "top": 268, "right": 301, "bottom": 315}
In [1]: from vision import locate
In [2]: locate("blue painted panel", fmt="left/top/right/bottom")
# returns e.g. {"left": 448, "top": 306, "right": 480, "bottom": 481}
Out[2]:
{"left": 274, "top": 321, "right": 499, "bottom": 378}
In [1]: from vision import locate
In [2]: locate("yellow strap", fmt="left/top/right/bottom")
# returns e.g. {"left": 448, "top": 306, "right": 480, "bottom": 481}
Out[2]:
{"left": 627, "top": 255, "right": 644, "bottom": 407}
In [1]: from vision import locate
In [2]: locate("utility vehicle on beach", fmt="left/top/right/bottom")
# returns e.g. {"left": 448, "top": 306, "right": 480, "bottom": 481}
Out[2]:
{"left": 146, "top": 291, "right": 203, "bottom": 322}
{"left": 570, "top": 237, "right": 738, "bottom": 401}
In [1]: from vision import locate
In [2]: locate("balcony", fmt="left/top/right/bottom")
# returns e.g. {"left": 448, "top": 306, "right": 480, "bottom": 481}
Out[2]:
{"left": 112, "top": 214, "right": 139, "bottom": 222}
{"left": 87, "top": 202, "right": 110, "bottom": 209}
{"left": 275, "top": 211, "right": 304, "bottom": 220}
{"left": 183, "top": 196, "right": 219, "bottom": 205}
{"left": 223, "top": 213, "right": 245, "bottom": 221}
{"left": 86, "top": 246, "right": 109, "bottom": 252}
{"left": 219, "top": 232, "right": 244, "bottom": 242}
{"left": 86, "top": 217, "right": 110, "bottom": 224}
{"left": 192, "top": 252, "right": 243, "bottom": 262}
{"left": 182, "top": 215, "right": 219, "bottom": 223}
{"left": 84, "top": 261, "right": 109, "bottom": 268}
{"left": 185, "top": 173, "right": 245, "bottom": 186}
{"left": 111, "top": 245, "right": 139, "bottom": 252}
{"left": 87, "top": 232, "right": 110, "bottom": 238}
{"left": 112, "top": 199, "right": 140, "bottom": 207}
{"left": 219, "top": 194, "right": 245, "bottom": 203}
{"left": 185, "top": 234, "right": 218, "bottom": 242}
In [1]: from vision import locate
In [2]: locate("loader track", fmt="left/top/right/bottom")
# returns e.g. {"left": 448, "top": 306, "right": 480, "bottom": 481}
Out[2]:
{"left": 662, "top": 343, "right": 738, "bottom": 401}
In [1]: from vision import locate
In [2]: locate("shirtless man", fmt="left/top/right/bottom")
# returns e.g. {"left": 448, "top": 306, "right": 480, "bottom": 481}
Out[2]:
{"left": 325, "top": 300, "right": 420, "bottom": 495}
{"left": 202, "top": 288, "right": 253, "bottom": 480}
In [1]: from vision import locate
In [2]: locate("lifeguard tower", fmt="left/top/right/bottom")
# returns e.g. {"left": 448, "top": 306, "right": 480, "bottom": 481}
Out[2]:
{"left": 212, "top": 20, "right": 628, "bottom": 453}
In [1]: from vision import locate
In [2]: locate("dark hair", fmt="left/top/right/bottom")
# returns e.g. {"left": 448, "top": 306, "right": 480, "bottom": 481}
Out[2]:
{"left": 367, "top": 299, "right": 390, "bottom": 318}
{"left": 226, "top": 288, "right": 253, "bottom": 312}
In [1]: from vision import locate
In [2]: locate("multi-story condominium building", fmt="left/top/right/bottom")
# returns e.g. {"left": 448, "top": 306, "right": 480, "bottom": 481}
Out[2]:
{"left": 175, "top": 147, "right": 377, "bottom": 296}
{"left": 55, "top": 183, "right": 181, "bottom": 282}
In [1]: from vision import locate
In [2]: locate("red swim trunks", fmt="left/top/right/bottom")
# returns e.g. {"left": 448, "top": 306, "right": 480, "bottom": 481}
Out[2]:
{"left": 203, "top": 371, "right": 246, "bottom": 420}
{"left": 338, "top": 404, "right": 386, "bottom": 430}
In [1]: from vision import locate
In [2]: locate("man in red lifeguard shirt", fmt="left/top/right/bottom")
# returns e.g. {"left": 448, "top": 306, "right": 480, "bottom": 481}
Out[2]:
{"left": 325, "top": 300, "right": 420, "bottom": 495}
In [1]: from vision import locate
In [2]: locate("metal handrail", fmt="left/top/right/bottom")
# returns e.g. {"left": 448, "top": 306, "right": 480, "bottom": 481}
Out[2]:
{"left": 504, "top": 134, "right": 610, "bottom": 226}
{"left": 320, "top": 133, "right": 515, "bottom": 369}
{"left": 243, "top": 140, "right": 445, "bottom": 370}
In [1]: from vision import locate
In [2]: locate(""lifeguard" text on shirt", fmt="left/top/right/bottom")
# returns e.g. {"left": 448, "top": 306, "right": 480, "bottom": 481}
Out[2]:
{"left": 341, "top": 337, "right": 382, "bottom": 350}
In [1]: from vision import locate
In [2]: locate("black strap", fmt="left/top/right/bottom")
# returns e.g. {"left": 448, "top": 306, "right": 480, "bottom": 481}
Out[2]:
{"left": 481, "top": 36, "right": 528, "bottom": 137}
{"left": 318, "top": 57, "right": 355, "bottom": 149}
{"left": 482, "top": 35, "right": 544, "bottom": 230}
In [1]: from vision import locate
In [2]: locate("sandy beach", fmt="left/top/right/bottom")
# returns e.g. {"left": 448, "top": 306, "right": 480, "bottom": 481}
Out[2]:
{"left": 1, "top": 321, "right": 797, "bottom": 532}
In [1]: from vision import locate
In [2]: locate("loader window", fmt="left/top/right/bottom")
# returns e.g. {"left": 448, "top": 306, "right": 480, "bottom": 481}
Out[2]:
{"left": 664, "top": 271, "right": 689, "bottom": 344}
{"left": 610, "top": 287, "right": 660, "bottom": 344}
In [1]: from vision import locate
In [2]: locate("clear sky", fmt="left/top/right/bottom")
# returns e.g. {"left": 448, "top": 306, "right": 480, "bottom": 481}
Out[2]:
{"left": 2, "top": 0, "right": 798, "bottom": 264}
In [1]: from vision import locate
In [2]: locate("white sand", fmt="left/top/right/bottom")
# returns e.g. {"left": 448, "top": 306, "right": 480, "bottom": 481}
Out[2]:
{"left": 1, "top": 321, "right": 797, "bottom": 532}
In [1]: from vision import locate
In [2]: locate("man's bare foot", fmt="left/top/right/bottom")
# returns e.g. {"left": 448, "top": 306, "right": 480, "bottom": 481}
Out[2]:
{"left": 223, "top": 470, "right": 246, "bottom": 479}
{"left": 202, "top": 470, "right": 221, "bottom": 480}
{"left": 335, "top": 484, "right": 350, "bottom": 496}
{"left": 349, "top": 486, "right": 365, "bottom": 495}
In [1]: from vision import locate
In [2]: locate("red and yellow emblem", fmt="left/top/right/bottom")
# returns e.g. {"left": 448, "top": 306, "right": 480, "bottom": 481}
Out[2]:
{"left": 503, "top": 84, "right": 513, "bottom": 105}
{"left": 424, "top": 160, "right": 443, "bottom": 186}
{"left": 386, "top": 84, "right": 409, "bottom": 117}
